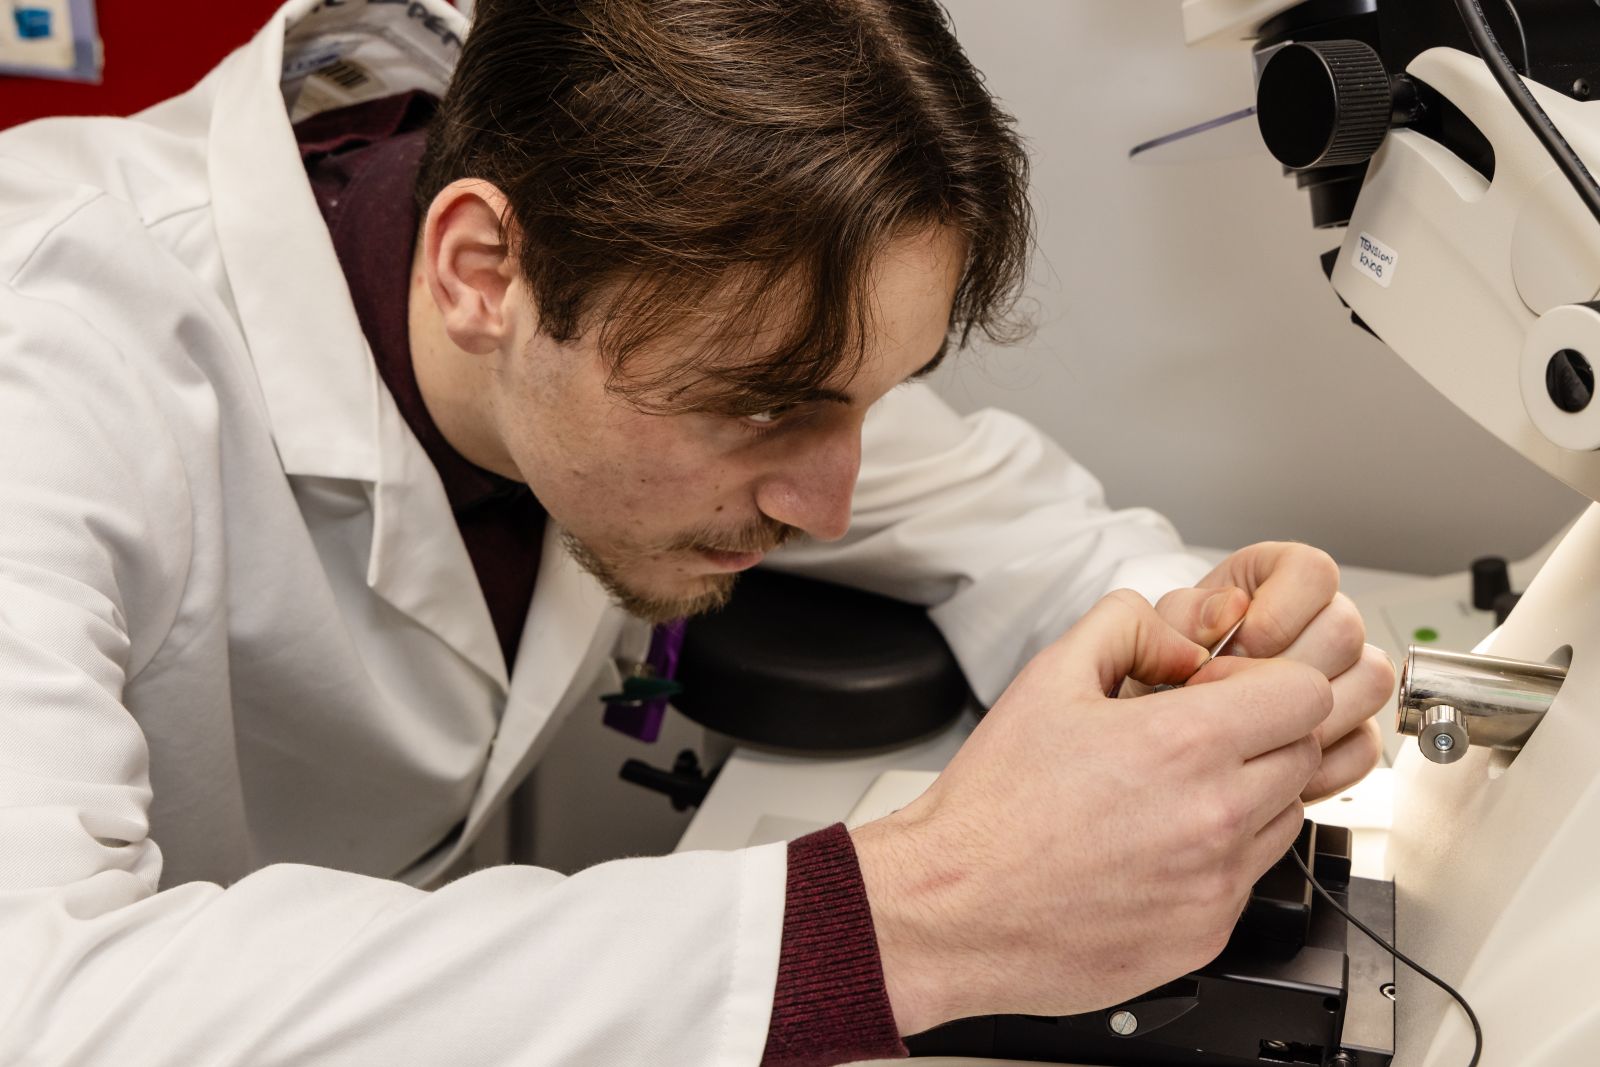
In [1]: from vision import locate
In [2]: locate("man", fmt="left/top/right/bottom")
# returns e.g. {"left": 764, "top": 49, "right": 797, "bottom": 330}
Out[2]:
{"left": 0, "top": 0, "right": 1389, "bottom": 1063}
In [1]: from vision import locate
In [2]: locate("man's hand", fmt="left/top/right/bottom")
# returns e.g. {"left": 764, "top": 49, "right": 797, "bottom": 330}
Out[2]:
{"left": 1151, "top": 542, "right": 1393, "bottom": 802}
{"left": 851, "top": 590, "right": 1332, "bottom": 1036}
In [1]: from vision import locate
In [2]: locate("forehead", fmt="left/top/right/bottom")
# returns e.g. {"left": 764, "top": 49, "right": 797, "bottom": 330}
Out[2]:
{"left": 595, "top": 225, "right": 968, "bottom": 411}
{"left": 862, "top": 227, "right": 967, "bottom": 375}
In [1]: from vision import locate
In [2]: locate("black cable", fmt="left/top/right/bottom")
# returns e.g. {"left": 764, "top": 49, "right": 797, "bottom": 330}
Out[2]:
{"left": 1290, "top": 848, "right": 1483, "bottom": 1067}
{"left": 1499, "top": 0, "right": 1530, "bottom": 76}
{"left": 1451, "top": 0, "right": 1600, "bottom": 228}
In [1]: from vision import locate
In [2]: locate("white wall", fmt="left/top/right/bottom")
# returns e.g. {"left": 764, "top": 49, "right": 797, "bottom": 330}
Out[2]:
{"left": 930, "top": 0, "right": 1583, "bottom": 575}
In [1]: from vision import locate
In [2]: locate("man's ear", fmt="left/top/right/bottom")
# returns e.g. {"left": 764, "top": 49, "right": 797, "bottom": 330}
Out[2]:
{"left": 419, "top": 179, "right": 519, "bottom": 355}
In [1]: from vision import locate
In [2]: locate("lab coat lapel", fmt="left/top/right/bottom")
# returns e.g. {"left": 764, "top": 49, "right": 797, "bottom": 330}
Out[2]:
{"left": 207, "top": 3, "right": 382, "bottom": 484}
{"left": 206, "top": 0, "right": 621, "bottom": 860}
{"left": 367, "top": 383, "right": 510, "bottom": 690}
{"left": 205, "top": 0, "right": 466, "bottom": 485}
{"left": 466, "top": 525, "right": 620, "bottom": 831}
{"left": 207, "top": 5, "right": 508, "bottom": 690}
{"left": 403, "top": 526, "right": 619, "bottom": 886}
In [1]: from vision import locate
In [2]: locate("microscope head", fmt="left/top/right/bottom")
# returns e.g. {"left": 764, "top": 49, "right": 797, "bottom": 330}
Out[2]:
{"left": 1164, "top": 8, "right": 1600, "bottom": 1065}
{"left": 1186, "top": 0, "right": 1600, "bottom": 503}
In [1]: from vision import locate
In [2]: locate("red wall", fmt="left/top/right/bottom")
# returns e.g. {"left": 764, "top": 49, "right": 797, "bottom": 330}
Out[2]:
{"left": 0, "top": 2, "right": 283, "bottom": 129}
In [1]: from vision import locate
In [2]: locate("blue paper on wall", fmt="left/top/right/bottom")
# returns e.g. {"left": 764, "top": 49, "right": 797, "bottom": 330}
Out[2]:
{"left": 0, "top": 0, "right": 101, "bottom": 83}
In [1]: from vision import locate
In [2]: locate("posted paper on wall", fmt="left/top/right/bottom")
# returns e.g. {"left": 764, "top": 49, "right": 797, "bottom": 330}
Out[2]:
{"left": 0, "top": 0, "right": 101, "bottom": 83}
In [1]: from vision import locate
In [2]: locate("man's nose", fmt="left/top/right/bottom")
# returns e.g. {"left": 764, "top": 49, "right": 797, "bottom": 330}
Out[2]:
{"left": 753, "top": 430, "right": 861, "bottom": 542}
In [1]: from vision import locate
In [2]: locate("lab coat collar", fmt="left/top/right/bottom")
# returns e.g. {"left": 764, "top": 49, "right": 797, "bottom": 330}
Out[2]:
{"left": 205, "top": 1, "right": 625, "bottom": 808}
{"left": 205, "top": 0, "right": 525, "bottom": 687}
{"left": 207, "top": 0, "right": 464, "bottom": 485}
{"left": 368, "top": 383, "right": 510, "bottom": 688}
{"left": 441, "top": 526, "right": 623, "bottom": 878}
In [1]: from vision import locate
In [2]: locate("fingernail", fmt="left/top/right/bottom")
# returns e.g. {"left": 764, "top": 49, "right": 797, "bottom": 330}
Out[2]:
{"left": 1202, "top": 590, "right": 1234, "bottom": 630}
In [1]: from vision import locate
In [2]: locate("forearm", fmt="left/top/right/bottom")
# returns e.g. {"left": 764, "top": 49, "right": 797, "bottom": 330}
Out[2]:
{"left": 0, "top": 843, "right": 786, "bottom": 1064}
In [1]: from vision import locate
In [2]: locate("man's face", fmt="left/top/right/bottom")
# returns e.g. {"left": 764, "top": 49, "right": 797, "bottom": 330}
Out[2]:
{"left": 487, "top": 226, "right": 966, "bottom": 622}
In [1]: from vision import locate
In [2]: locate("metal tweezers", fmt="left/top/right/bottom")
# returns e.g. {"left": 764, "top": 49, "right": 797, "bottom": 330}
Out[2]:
{"left": 1152, "top": 615, "right": 1248, "bottom": 693}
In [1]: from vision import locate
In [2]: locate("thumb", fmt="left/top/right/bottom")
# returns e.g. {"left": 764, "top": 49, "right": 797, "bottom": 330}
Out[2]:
{"left": 1153, "top": 584, "right": 1250, "bottom": 648}
{"left": 1045, "top": 589, "right": 1211, "bottom": 697}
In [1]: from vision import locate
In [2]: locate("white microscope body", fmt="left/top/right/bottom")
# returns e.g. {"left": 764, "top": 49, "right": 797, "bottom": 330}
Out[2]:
{"left": 1184, "top": 2, "right": 1600, "bottom": 1063}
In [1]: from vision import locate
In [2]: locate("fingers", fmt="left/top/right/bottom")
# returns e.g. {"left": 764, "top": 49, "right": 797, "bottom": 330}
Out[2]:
{"left": 1232, "top": 735, "right": 1321, "bottom": 831}
{"left": 1160, "top": 656, "right": 1334, "bottom": 760}
{"left": 1317, "top": 644, "right": 1396, "bottom": 749}
{"left": 1242, "top": 799, "right": 1308, "bottom": 884}
{"left": 1202, "top": 543, "right": 1340, "bottom": 659}
{"left": 1050, "top": 589, "right": 1209, "bottom": 697}
{"left": 1122, "top": 586, "right": 1248, "bottom": 698}
{"left": 1277, "top": 593, "right": 1366, "bottom": 679}
{"left": 1153, "top": 585, "right": 1249, "bottom": 648}
{"left": 1302, "top": 719, "right": 1383, "bottom": 803}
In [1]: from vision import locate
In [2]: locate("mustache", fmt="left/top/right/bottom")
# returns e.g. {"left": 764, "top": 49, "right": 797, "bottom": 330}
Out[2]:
{"left": 667, "top": 516, "right": 802, "bottom": 555}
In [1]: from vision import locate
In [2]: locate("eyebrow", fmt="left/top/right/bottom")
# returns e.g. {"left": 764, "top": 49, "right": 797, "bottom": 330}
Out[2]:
{"left": 798, "top": 337, "right": 953, "bottom": 407}
{"left": 691, "top": 337, "right": 954, "bottom": 415}
{"left": 908, "top": 337, "right": 951, "bottom": 382}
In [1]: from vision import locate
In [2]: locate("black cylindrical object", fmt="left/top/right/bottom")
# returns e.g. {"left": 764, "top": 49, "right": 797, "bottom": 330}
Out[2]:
{"left": 1257, "top": 39, "right": 1393, "bottom": 170}
{"left": 1470, "top": 556, "right": 1512, "bottom": 611}
{"left": 672, "top": 568, "right": 970, "bottom": 751}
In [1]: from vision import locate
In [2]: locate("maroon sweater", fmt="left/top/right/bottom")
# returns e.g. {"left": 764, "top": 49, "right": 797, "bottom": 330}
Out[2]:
{"left": 294, "top": 94, "right": 906, "bottom": 1064}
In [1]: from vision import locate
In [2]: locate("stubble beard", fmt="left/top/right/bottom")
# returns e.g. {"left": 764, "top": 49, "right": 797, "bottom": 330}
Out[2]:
{"left": 559, "top": 517, "right": 800, "bottom": 624}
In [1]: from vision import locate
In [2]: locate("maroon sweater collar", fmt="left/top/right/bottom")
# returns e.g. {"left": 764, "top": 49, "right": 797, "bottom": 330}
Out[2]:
{"left": 295, "top": 92, "right": 521, "bottom": 514}
{"left": 295, "top": 93, "right": 545, "bottom": 670}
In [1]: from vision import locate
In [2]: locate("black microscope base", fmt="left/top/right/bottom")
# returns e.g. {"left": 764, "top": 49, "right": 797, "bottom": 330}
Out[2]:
{"left": 907, "top": 824, "right": 1394, "bottom": 1067}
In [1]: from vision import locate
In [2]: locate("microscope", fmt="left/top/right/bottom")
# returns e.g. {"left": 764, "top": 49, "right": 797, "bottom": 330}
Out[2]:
{"left": 906, "top": 2, "right": 1600, "bottom": 1064}
{"left": 1201, "top": 5, "right": 1600, "bottom": 1063}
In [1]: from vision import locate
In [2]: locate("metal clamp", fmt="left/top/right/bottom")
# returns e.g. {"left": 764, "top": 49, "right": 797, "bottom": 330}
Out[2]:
{"left": 1397, "top": 647, "right": 1566, "bottom": 764}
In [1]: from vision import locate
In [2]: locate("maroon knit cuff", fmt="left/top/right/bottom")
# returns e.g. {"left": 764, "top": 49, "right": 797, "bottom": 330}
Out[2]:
{"left": 760, "top": 823, "right": 907, "bottom": 1067}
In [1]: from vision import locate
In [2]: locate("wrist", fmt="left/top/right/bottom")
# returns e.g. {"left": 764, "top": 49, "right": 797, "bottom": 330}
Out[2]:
{"left": 849, "top": 810, "right": 972, "bottom": 1036}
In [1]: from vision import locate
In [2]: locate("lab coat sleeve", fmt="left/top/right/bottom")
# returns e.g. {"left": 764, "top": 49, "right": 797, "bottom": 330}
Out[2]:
{"left": 767, "top": 383, "right": 1213, "bottom": 704}
{"left": 0, "top": 283, "right": 785, "bottom": 1065}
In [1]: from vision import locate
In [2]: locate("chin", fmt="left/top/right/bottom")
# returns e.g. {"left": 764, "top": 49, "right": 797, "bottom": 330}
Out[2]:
{"left": 561, "top": 531, "right": 739, "bottom": 622}
{"left": 612, "top": 572, "right": 738, "bottom": 624}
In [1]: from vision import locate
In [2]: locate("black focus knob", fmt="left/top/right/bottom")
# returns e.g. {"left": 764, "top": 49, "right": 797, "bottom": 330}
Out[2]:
{"left": 619, "top": 749, "right": 718, "bottom": 812}
{"left": 1257, "top": 40, "right": 1392, "bottom": 170}
{"left": 1493, "top": 591, "right": 1523, "bottom": 627}
{"left": 1471, "top": 556, "right": 1512, "bottom": 611}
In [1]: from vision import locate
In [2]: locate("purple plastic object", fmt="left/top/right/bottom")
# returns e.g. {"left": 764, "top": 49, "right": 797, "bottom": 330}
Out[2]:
{"left": 601, "top": 618, "right": 686, "bottom": 742}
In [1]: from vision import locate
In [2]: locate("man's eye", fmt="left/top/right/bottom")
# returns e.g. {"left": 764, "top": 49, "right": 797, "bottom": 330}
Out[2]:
{"left": 738, "top": 406, "right": 799, "bottom": 433}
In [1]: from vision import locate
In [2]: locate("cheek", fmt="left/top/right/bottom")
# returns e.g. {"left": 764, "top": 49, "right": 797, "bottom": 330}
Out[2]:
{"left": 618, "top": 427, "right": 742, "bottom": 513}
{"left": 538, "top": 415, "right": 748, "bottom": 537}
{"left": 494, "top": 342, "right": 760, "bottom": 532}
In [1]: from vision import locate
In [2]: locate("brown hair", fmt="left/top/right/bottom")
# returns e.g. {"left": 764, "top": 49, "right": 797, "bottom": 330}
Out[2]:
{"left": 417, "top": 0, "right": 1031, "bottom": 413}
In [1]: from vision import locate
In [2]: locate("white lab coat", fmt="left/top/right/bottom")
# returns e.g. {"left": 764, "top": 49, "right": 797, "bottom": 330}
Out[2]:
{"left": 0, "top": 0, "right": 1206, "bottom": 1062}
